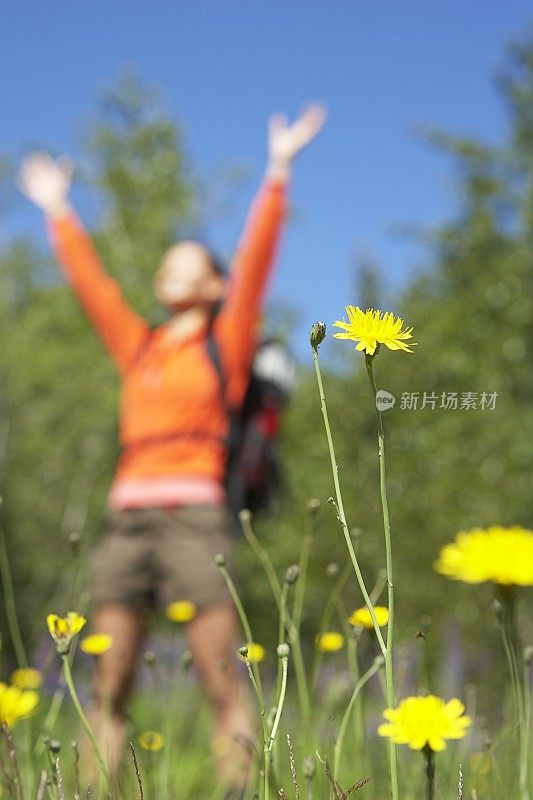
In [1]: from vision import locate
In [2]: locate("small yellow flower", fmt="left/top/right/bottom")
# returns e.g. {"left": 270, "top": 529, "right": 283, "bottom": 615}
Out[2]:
{"left": 435, "top": 526, "right": 533, "bottom": 586}
{"left": 0, "top": 683, "right": 39, "bottom": 727}
{"left": 138, "top": 731, "right": 164, "bottom": 751}
{"left": 237, "top": 643, "right": 266, "bottom": 663}
{"left": 348, "top": 606, "right": 389, "bottom": 629}
{"left": 333, "top": 306, "right": 416, "bottom": 356}
{"left": 315, "top": 632, "right": 345, "bottom": 652}
{"left": 47, "top": 612, "right": 86, "bottom": 655}
{"left": 11, "top": 668, "right": 43, "bottom": 690}
{"left": 80, "top": 634, "right": 113, "bottom": 655}
{"left": 165, "top": 600, "right": 197, "bottom": 623}
{"left": 378, "top": 695, "right": 471, "bottom": 752}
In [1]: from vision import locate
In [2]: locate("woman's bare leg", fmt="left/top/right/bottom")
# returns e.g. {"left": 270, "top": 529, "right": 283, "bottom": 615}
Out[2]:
{"left": 186, "top": 602, "right": 255, "bottom": 789}
{"left": 83, "top": 604, "right": 144, "bottom": 782}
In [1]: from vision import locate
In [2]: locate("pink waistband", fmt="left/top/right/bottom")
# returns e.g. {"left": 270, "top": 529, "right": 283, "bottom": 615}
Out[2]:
{"left": 108, "top": 476, "right": 225, "bottom": 510}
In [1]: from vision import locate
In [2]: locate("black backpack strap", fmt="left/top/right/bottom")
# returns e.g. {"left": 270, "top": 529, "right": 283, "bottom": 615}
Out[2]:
{"left": 206, "top": 324, "right": 227, "bottom": 406}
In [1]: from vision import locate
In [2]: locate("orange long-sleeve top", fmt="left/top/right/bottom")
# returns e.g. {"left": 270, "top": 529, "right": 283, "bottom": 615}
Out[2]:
{"left": 49, "top": 180, "right": 287, "bottom": 509}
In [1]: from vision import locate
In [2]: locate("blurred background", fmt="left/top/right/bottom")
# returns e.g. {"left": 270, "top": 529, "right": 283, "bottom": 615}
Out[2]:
{"left": 1, "top": 1, "right": 532, "bottom": 724}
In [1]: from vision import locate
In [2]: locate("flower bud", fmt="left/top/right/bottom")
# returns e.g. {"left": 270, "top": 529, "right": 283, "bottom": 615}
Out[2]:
{"left": 214, "top": 553, "right": 226, "bottom": 567}
{"left": 310, "top": 321, "right": 326, "bottom": 349}
{"left": 48, "top": 740, "right": 61, "bottom": 754}
{"left": 492, "top": 599, "right": 503, "bottom": 620}
{"left": 277, "top": 643, "right": 290, "bottom": 658}
{"left": 302, "top": 755, "right": 316, "bottom": 780}
{"left": 524, "top": 645, "right": 533, "bottom": 665}
{"left": 238, "top": 645, "right": 249, "bottom": 659}
{"left": 181, "top": 650, "right": 194, "bottom": 671}
{"left": 326, "top": 563, "right": 339, "bottom": 579}
{"left": 284, "top": 565, "right": 300, "bottom": 586}
{"left": 239, "top": 509, "right": 252, "bottom": 524}
{"left": 68, "top": 531, "right": 81, "bottom": 551}
{"left": 143, "top": 649, "right": 156, "bottom": 665}
{"left": 306, "top": 498, "right": 320, "bottom": 515}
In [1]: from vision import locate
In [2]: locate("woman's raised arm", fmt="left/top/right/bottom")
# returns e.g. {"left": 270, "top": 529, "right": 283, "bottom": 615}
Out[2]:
{"left": 216, "top": 104, "right": 326, "bottom": 401}
{"left": 18, "top": 153, "right": 149, "bottom": 373}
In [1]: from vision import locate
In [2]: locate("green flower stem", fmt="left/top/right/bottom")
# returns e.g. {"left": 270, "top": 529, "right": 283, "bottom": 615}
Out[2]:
{"left": 217, "top": 563, "right": 263, "bottom": 697}
{"left": 311, "top": 346, "right": 386, "bottom": 657}
{"left": 495, "top": 592, "right": 529, "bottom": 800}
{"left": 333, "top": 656, "right": 384, "bottom": 779}
{"left": 292, "top": 502, "right": 317, "bottom": 633}
{"left": 272, "top": 581, "right": 289, "bottom": 777}
{"left": 365, "top": 354, "right": 399, "bottom": 800}
{"left": 520, "top": 652, "right": 531, "bottom": 790}
{"left": 0, "top": 518, "right": 28, "bottom": 668}
{"left": 268, "top": 653, "right": 289, "bottom": 753}
{"left": 243, "top": 657, "right": 268, "bottom": 744}
{"left": 35, "top": 683, "right": 66, "bottom": 755}
{"left": 239, "top": 512, "right": 311, "bottom": 738}
{"left": 243, "top": 650, "right": 270, "bottom": 800}
{"left": 276, "top": 583, "right": 289, "bottom": 696}
{"left": 423, "top": 746, "right": 436, "bottom": 800}
{"left": 310, "top": 562, "right": 352, "bottom": 692}
{"left": 239, "top": 511, "right": 282, "bottom": 608}
{"left": 287, "top": 623, "right": 311, "bottom": 739}
{"left": 262, "top": 651, "right": 289, "bottom": 800}
{"left": 288, "top": 505, "right": 315, "bottom": 740}
{"left": 60, "top": 654, "right": 113, "bottom": 797}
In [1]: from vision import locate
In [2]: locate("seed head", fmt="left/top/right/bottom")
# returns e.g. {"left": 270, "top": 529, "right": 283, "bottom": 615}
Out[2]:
{"left": 277, "top": 643, "right": 290, "bottom": 658}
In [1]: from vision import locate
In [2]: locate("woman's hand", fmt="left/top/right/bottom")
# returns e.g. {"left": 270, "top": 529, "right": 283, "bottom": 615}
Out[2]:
{"left": 18, "top": 152, "right": 73, "bottom": 218}
{"left": 267, "top": 103, "right": 327, "bottom": 181}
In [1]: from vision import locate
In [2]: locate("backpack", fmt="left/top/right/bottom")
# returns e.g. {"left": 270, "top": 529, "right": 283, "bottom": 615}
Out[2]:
{"left": 206, "top": 332, "right": 296, "bottom": 525}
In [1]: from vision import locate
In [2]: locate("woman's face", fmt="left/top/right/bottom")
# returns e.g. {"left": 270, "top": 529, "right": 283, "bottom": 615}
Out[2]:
{"left": 154, "top": 241, "right": 225, "bottom": 311}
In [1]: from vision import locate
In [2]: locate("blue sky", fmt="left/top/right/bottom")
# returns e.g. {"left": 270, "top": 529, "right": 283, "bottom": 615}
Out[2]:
{"left": 2, "top": 2, "right": 532, "bottom": 358}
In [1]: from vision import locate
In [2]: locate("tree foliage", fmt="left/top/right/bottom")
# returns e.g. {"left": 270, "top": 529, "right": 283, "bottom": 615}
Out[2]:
{"left": 1, "top": 44, "right": 532, "bottom": 708}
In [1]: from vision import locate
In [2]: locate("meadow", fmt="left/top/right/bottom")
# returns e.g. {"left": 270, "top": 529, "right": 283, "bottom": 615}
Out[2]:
{"left": 1, "top": 36, "right": 533, "bottom": 800}
{"left": 1, "top": 310, "right": 532, "bottom": 800}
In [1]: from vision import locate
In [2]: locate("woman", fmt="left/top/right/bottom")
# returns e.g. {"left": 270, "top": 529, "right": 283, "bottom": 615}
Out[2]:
{"left": 19, "top": 104, "right": 325, "bottom": 789}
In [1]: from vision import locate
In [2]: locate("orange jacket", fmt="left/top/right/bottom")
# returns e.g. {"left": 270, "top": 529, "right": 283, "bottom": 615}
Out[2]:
{"left": 49, "top": 180, "right": 287, "bottom": 500}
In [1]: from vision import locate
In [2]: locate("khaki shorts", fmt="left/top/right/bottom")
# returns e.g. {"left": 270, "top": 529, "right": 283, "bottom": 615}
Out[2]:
{"left": 91, "top": 505, "right": 235, "bottom": 613}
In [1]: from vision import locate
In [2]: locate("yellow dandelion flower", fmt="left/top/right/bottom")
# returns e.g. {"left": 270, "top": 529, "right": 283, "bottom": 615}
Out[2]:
{"left": 237, "top": 643, "right": 266, "bottom": 663}
{"left": 165, "top": 600, "right": 197, "bottom": 623}
{"left": 0, "top": 683, "right": 39, "bottom": 727}
{"left": 138, "top": 731, "right": 164, "bottom": 751}
{"left": 80, "top": 634, "right": 113, "bottom": 655}
{"left": 11, "top": 668, "right": 43, "bottom": 690}
{"left": 348, "top": 606, "right": 389, "bottom": 629}
{"left": 47, "top": 612, "right": 86, "bottom": 654}
{"left": 435, "top": 526, "right": 533, "bottom": 586}
{"left": 315, "top": 632, "right": 345, "bottom": 652}
{"left": 333, "top": 306, "right": 416, "bottom": 356}
{"left": 378, "top": 695, "right": 471, "bottom": 752}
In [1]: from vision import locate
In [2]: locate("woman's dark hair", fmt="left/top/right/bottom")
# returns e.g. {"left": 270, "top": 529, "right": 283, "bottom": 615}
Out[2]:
{"left": 208, "top": 253, "right": 227, "bottom": 279}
